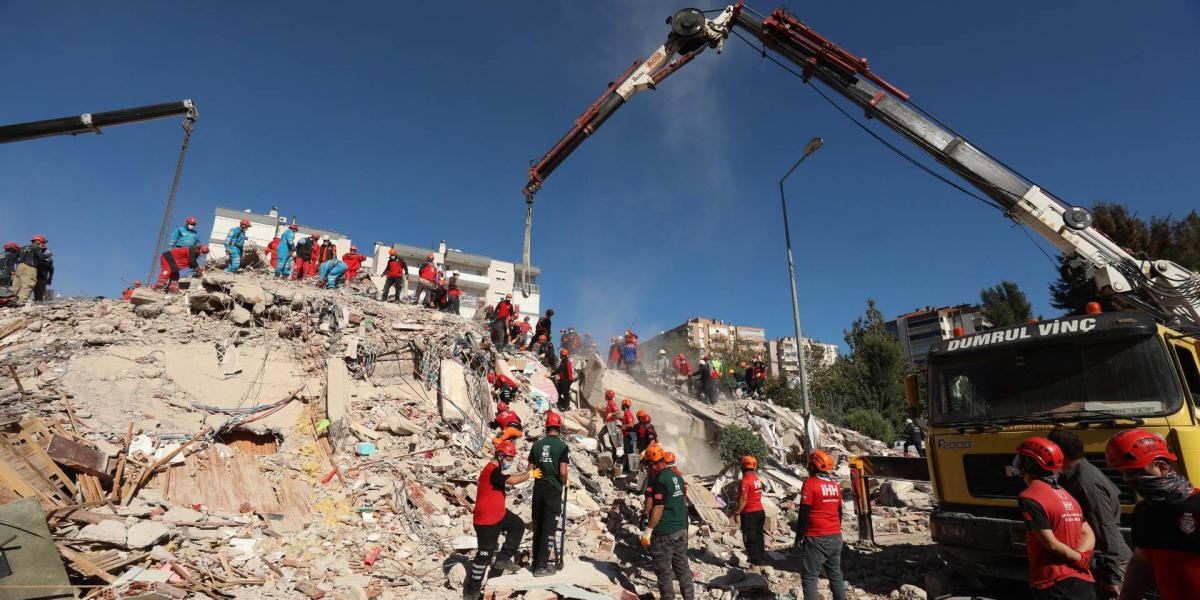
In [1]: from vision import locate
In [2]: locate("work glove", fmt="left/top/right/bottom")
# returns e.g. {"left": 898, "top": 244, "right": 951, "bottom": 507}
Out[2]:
{"left": 529, "top": 468, "right": 543, "bottom": 479}
{"left": 639, "top": 529, "right": 652, "bottom": 548}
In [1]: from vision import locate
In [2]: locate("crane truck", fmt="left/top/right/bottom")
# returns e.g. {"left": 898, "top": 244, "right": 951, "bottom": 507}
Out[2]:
{"left": 521, "top": 2, "right": 1200, "bottom": 587}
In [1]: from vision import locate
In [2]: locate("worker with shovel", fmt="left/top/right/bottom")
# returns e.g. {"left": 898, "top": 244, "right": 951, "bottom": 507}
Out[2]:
{"left": 528, "top": 411, "right": 569, "bottom": 577}
{"left": 463, "top": 440, "right": 537, "bottom": 600}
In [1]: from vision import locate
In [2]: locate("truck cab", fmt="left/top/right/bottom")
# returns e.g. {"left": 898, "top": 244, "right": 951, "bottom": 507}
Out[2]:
{"left": 923, "top": 311, "right": 1200, "bottom": 581}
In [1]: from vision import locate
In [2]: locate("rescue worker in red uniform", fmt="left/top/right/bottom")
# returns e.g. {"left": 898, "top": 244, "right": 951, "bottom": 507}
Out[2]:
{"left": 463, "top": 440, "right": 535, "bottom": 600}
{"left": 551, "top": 348, "right": 574, "bottom": 411}
{"left": 1106, "top": 429, "right": 1199, "bottom": 600}
{"left": 341, "top": 246, "right": 365, "bottom": 282}
{"left": 734, "top": 455, "right": 766, "bottom": 568}
{"left": 493, "top": 294, "right": 515, "bottom": 350}
{"left": 121, "top": 280, "right": 142, "bottom": 301}
{"left": 797, "top": 450, "right": 845, "bottom": 600}
{"left": 293, "top": 234, "right": 318, "bottom": 280}
{"left": 265, "top": 237, "right": 280, "bottom": 272}
{"left": 635, "top": 410, "right": 658, "bottom": 453}
{"left": 620, "top": 399, "right": 637, "bottom": 472}
{"left": 416, "top": 254, "right": 438, "bottom": 307}
{"left": 1015, "top": 436, "right": 1096, "bottom": 599}
{"left": 490, "top": 401, "right": 523, "bottom": 447}
{"left": 380, "top": 249, "right": 407, "bottom": 302}
{"left": 154, "top": 245, "right": 208, "bottom": 291}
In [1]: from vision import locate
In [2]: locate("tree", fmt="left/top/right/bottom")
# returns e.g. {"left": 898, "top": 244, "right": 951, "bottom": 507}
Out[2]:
{"left": 844, "top": 409, "right": 895, "bottom": 443}
{"left": 717, "top": 424, "right": 769, "bottom": 465}
{"left": 980, "top": 280, "right": 1032, "bottom": 327}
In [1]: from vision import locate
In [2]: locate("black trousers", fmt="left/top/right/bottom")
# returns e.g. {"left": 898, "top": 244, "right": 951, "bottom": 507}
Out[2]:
{"left": 740, "top": 510, "right": 766, "bottom": 565}
{"left": 381, "top": 277, "right": 403, "bottom": 302}
{"left": 1030, "top": 577, "right": 1096, "bottom": 600}
{"left": 530, "top": 485, "right": 562, "bottom": 568}
{"left": 555, "top": 380, "right": 571, "bottom": 410}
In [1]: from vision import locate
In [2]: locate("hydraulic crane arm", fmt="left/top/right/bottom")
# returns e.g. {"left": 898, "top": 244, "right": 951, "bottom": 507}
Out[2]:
{"left": 523, "top": 3, "right": 1200, "bottom": 330}
{"left": 0, "top": 100, "right": 197, "bottom": 144}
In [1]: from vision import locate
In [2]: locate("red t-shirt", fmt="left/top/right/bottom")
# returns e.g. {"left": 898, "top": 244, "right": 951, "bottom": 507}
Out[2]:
{"left": 494, "top": 409, "right": 521, "bottom": 430}
{"left": 495, "top": 301, "right": 513, "bottom": 319}
{"left": 1131, "top": 489, "right": 1200, "bottom": 600}
{"left": 621, "top": 409, "right": 635, "bottom": 430}
{"left": 473, "top": 462, "right": 509, "bottom": 525}
{"left": 799, "top": 475, "right": 842, "bottom": 537}
{"left": 604, "top": 399, "right": 619, "bottom": 422}
{"left": 1018, "top": 479, "right": 1094, "bottom": 589}
{"left": 740, "top": 472, "right": 764, "bottom": 513}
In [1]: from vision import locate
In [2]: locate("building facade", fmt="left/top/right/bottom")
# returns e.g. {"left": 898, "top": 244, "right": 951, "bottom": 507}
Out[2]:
{"left": 886, "top": 304, "right": 991, "bottom": 364}
{"left": 766, "top": 336, "right": 840, "bottom": 382}
{"left": 206, "top": 206, "right": 355, "bottom": 267}
{"left": 643, "top": 317, "right": 767, "bottom": 359}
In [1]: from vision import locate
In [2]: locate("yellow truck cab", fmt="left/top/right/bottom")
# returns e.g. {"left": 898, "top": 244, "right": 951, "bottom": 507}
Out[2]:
{"left": 923, "top": 310, "right": 1200, "bottom": 581}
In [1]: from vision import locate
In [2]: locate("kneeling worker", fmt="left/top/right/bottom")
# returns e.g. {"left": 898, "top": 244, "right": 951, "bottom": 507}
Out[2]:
{"left": 464, "top": 440, "right": 536, "bottom": 600}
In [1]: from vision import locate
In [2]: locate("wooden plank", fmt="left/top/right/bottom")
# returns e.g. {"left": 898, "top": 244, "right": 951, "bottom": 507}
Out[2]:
{"left": 684, "top": 475, "right": 727, "bottom": 527}
{"left": 59, "top": 545, "right": 117, "bottom": 583}
{"left": 0, "top": 317, "right": 26, "bottom": 341}
{"left": 47, "top": 434, "right": 110, "bottom": 478}
{"left": 125, "top": 426, "right": 209, "bottom": 504}
{"left": 111, "top": 423, "right": 133, "bottom": 503}
{"left": 161, "top": 446, "right": 311, "bottom": 533}
{"left": 0, "top": 433, "right": 73, "bottom": 507}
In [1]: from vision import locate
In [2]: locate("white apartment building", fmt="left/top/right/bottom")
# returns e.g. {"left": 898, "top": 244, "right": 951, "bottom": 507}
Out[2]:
{"left": 767, "top": 336, "right": 840, "bottom": 382}
{"left": 206, "top": 206, "right": 358, "bottom": 267}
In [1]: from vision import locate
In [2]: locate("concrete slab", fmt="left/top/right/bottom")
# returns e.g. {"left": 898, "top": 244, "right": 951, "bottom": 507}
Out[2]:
{"left": 485, "top": 560, "right": 634, "bottom": 599}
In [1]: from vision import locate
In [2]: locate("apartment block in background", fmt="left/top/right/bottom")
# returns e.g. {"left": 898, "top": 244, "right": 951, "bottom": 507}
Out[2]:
{"left": 643, "top": 316, "right": 767, "bottom": 358}
{"left": 766, "top": 336, "right": 840, "bottom": 382}
{"left": 886, "top": 304, "right": 991, "bottom": 364}
{"left": 207, "top": 206, "right": 357, "bottom": 267}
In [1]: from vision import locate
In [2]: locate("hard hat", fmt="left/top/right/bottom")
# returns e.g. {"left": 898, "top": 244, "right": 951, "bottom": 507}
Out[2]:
{"left": 505, "top": 293, "right": 513, "bottom": 299}
{"left": 636, "top": 410, "right": 649, "bottom": 422}
{"left": 659, "top": 349, "right": 667, "bottom": 355}
{"left": 523, "top": 316, "right": 530, "bottom": 321}
{"left": 350, "top": 245, "right": 357, "bottom": 252}
{"left": 568, "top": 326, "right": 575, "bottom": 332}
{"left": 664, "top": 451, "right": 677, "bottom": 464}
{"left": 198, "top": 245, "right": 210, "bottom": 254}
{"left": 320, "top": 235, "right": 328, "bottom": 242}
{"left": 644, "top": 445, "right": 665, "bottom": 463}
{"left": 289, "top": 223, "right": 299, "bottom": 230}
{"left": 621, "top": 398, "right": 632, "bottom": 408}
{"left": 497, "top": 401, "right": 508, "bottom": 412}
{"left": 1106, "top": 429, "right": 1177, "bottom": 470}
{"left": 310, "top": 233, "right": 320, "bottom": 239}
{"left": 546, "top": 309, "right": 554, "bottom": 316}
{"left": 31, "top": 235, "right": 47, "bottom": 243}
{"left": 426, "top": 254, "right": 434, "bottom": 260}
{"left": 808, "top": 450, "right": 834, "bottom": 473}
{"left": 388, "top": 248, "right": 397, "bottom": 256}
{"left": 185, "top": 217, "right": 197, "bottom": 225}
{"left": 545, "top": 411, "right": 563, "bottom": 429}
{"left": 538, "top": 334, "right": 547, "bottom": 340}
{"left": 495, "top": 440, "right": 517, "bottom": 458}
{"left": 605, "top": 389, "right": 615, "bottom": 400}
{"left": 905, "top": 418, "right": 913, "bottom": 424}
{"left": 560, "top": 348, "right": 569, "bottom": 356}
{"left": 1016, "top": 437, "right": 1065, "bottom": 473}
{"left": 741, "top": 455, "right": 758, "bottom": 470}
{"left": 3, "top": 242, "right": 18, "bottom": 251}
{"left": 239, "top": 219, "right": 251, "bottom": 227}
{"left": 132, "top": 280, "right": 142, "bottom": 286}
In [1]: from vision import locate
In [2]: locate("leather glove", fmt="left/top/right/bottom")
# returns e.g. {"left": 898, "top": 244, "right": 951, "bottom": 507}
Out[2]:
{"left": 529, "top": 468, "right": 543, "bottom": 479}
{"left": 639, "top": 529, "right": 652, "bottom": 547}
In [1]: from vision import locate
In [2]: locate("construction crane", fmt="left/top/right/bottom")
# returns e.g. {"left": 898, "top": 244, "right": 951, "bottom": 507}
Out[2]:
{"left": 521, "top": 3, "right": 1200, "bottom": 332}
{"left": 0, "top": 101, "right": 199, "bottom": 284}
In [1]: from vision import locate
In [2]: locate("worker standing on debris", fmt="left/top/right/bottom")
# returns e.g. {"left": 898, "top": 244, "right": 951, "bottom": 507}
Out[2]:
{"left": 640, "top": 441, "right": 665, "bottom": 523}
{"left": 33, "top": 250, "right": 53, "bottom": 301}
{"left": 1105, "top": 430, "right": 1199, "bottom": 600}
{"left": 464, "top": 440, "right": 535, "bottom": 600}
{"left": 490, "top": 401, "right": 523, "bottom": 447}
{"left": 293, "top": 234, "right": 317, "bottom": 280}
{"left": 224, "top": 219, "right": 251, "bottom": 273}
{"left": 904, "top": 419, "right": 925, "bottom": 457}
{"left": 635, "top": 410, "right": 658, "bottom": 453}
{"left": 315, "top": 235, "right": 336, "bottom": 264}
{"left": 276, "top": 224, "right": 298, "bottom": 277}
{"left": 797, "top": 450, "right": 846, "bottom": 600}
{"left": 13, "top": 235, "right": 50, "bottom": 305}
{"left": 341, "top": 246, "right": 365, "bottom": 282}
{"left": 416, "top": 254, "right": 438, "bottom": 306}
{"left": 265, "top": 237, "right": 280, "bottom": 273}
{"left": 0, "top": 242, "right": 19, "bottom": 288}
{"left": 317, "top": 258, "right": 348, "bottom": 289}
{"left": 693, "top": 356, "right": 717, "bottom": 405}
{"left": 1046, "top": 430, "right": 1128, "bottom": 599}
{"left": 528, "top": 411, "right": 570, "bottom": 577}
{"left": 516, "top": 316, "right": 532, "bottom": 349}
{"left": 380, "top": 249, "right": 407, "bottom": 302}
{"left": 1015, "top": 437, "right": 1096, "bottom": 599}
{"left": 600, "top": 390, "right": 622, "bottom": 471}
{"left": 447, "top": 272, "right": 462, "bottom": 314}
{"left": 642, "top": 445, "right": 694, "bottom": 600}
{"left": 169, "top": 216, "right": 201, "bottom": 248}
{"left": 608, "top": 337, "right": 622, "bottom": 367}
{"left": 551, "top": 348, "right": 574, "bottom": 411}
{"left": 535, "top": 309, "right": 553, "bottom": 340}
{"left": 121, "top": 280, "right": 141, "bottom": 301}
{"left": 155, "top": 245, "right": 209, "bottom": 292}
{"left": 733, "top": 455, "right": 767, "bottom": 569}
{"left": 494, "top": 294, "right": 515, "bottom": 350}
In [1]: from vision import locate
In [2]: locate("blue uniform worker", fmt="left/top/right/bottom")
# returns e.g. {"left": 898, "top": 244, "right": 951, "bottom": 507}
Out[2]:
{"left": 225, "top": 219, "right": 251, "bottom": 273}
{"left": 169, "top": 217, "right": 201, "bottom": 248}
{"left": 276, "top": 225, "right": 298, "bottom": 277}
{"left": 318, "top": 259, "right": 348, "bottom": 289}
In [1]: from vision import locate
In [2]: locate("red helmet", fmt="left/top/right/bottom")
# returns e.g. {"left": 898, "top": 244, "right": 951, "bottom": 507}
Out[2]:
{"left": 426, "top": 254, "right": 434, "bottom": 260}
{"left": 560, "top": 348, "right": 569, "bottom": 356}
{"left": 3, "top": 242, "right": 17, "bottom": 251}
{"left": 239, "top": 219, "right": 251, "bottom": 227}
{"left": 1106, "top": 429, "right": 1178, "bottom": 470}
{"left": 605, "top": 389, "right": 615, "bottom": 400}
{"left": 310, "top": 233, "right": 320, "bottom": 239}
{"left": 621, "top": 398, "right": 632, "bottom": 408}
{"left": 289, "top": 223, "right": 299, "bottom": 230}
{"left": 808, "top": 450, "right": 834, "bottom": 473}
{"left": 545, "top": 411, "right": 563, "bottom": 429}
{"left": 31, "top": 235, "right": 47, "bottom": 243}
{"left": 497, "top": 401, "right": 508, "bottom": 412}
{"left": 636, "top": 410, "right": 650, "bottom": 422}
{"left": 198, "top": 245, "right": 210, "bottom": 254}
{"left": 495, "top": 440, "right": 517, "bottom": 458}
{"left": 1017, "top": 437, "right": 1065, "bottom": 473}
{"left": 185, "top": 217, "right": 197, "bottom": 225}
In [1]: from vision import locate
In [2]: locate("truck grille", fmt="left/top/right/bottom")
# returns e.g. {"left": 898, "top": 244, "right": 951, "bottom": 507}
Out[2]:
{"left": 962, "top": 453, "right": 1135, "bottom": 504}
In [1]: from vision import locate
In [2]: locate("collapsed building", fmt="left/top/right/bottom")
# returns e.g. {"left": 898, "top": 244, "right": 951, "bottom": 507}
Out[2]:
{"left": 0, "top": 267, "right": 936, "bottom": 600}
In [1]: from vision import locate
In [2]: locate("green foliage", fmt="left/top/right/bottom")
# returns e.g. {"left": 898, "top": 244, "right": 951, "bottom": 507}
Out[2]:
{"left": 718, "top": 424, "right": 768, "bottom": 465}
{"left": 844, "top": 409, "right": 895, "bottom": 443}
{"left": 763, "top": 375, "right": 803, "bottom": 410}
{"left": 980, "top": 280, "right": 1033, "bottom": 327}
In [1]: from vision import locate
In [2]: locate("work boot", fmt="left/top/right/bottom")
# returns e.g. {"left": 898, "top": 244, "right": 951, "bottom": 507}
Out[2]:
{"left": 462, "top": 581, "right": 482, "bottom": 600}
{"left": 532, "top": 565, "right": 553, "bottom": 578}
{"left": 491, "top": 556, "right": 517, "bottom": 574}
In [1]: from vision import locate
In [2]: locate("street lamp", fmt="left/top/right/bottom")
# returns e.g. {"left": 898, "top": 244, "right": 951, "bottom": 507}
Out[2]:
{"left": 779, "top": 137, "right": 823, "bottom": 443}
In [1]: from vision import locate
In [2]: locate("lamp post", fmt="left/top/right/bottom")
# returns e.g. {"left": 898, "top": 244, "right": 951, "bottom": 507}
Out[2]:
{"left": 779, "top": 137, "right": 823, "bottom": 432}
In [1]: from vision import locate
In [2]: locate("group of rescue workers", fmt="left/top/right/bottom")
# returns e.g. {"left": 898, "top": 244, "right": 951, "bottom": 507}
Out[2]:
{"left": 0, "top": 234, "right": 54, "bottom": 306}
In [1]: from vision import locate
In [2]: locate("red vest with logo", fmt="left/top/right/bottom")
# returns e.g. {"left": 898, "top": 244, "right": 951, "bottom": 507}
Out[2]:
{"left": 1019, "top": 479, "right": 1094, "bottom": 589}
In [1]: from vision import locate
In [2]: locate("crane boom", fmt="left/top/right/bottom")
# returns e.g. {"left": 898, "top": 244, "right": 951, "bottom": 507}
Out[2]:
{"left": 0, "top": 100, "right": 196, "bottom": 144}
{"left": 523, "top": 3, "right": 1200, "bottom": 330}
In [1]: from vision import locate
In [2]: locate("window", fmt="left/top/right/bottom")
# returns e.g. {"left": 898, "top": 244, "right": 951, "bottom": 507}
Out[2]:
{"left": 1172, "top": 343, "right": 1200, "bottom": 405}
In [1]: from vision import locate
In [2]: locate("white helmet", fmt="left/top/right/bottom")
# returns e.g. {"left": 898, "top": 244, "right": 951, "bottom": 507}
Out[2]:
{"left": 659, "top": 349, "right": 667, "bottom": 355}
{"left": 321, "top": 235, "right": 330, "bottom": 243}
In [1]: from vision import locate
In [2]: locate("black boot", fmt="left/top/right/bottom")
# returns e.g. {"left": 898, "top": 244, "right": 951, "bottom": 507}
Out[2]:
{"left": 491, "top": 555, "right": 517, "bottom": 574}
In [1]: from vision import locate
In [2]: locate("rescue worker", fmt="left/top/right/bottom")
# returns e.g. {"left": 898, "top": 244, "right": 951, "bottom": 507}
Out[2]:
{"left": 516, "top": 316, "right": 532, "bottom": 349}
{"left": 537, "top": 335, "right": 558, "bottom": 370}
{"left": 620, "top": 399, "right": 637, "bottom": 472}
{"left": 447, "top": 272, "right": 462, "bottom": 314}
{"left": 640, "top": 440, "right": 665, "bottom": 525}
{"left": 655, "top": 349, "right": 671, "bottom": 384}
{"left": 677, "top": 355, "right": 693, "bottom": 393}
{"left": 416, "top": 254, "right": 438, "bottom": 307}
{"left": 534, "top": 309, "right": 554, "bottom": 341}
{"left": 642, "top": 445, "right": 694, "bottom": 600}
{"left": 154, "top": 245, "right": 209, "bottom": 292}
{"left": 379, "top": 250, "right": 407, "bottom": 302}
{"left": 551, "top": 348, "right": 574, "bottom": 411}
{"left": 341, "top": 246, "right": 366, "bottom": 281}
{"left": 0, "top": 242, "right": 19, "bottom": 287}
{"left": 490, "top": 372, "right": 519, "bottom": 404}
{"left": 293, "top": 233, "right": 317, "bottom": 280}
{"left": 13, "top": 235, "right": 50, "bottom": 305}
{"left": 33, "top": 250, "right": 53, "bottom": 301}
{"left": 693, "top": 356, "right": 716, "bottom": 405}
{"left": 600, "top": 390, "right": 622, "bottom": 472}
{"left": 905, "top": 418, "right": 925, "bottom": 457}
{"left": 265, "top": 237, "right": 280, "bottom": 273}
{"left": 276, "top": 224, "right": 298, "bottom": 277}
{"left": 121, "top": 280, "right": 142, "bottom": 301}
{"left": 608, "top": 337, "right": 622, "bottom": 367}
{"left": 224, "top": 219, "right": 251, "bottom": 273}
{"left": 528, "top": 411, "right": 570, "bottom": 577}
{"left": 307, "top": 234, "right": 321, "bottom": 277}
{"left": 490, "top": 401, "right": 523, "bottom": 447}
{"left": 315, "top": 235, "right": 336, "bottom": 265}
{"left": 1047, "top": 430, "right": 1129, "bottom": 599}
{"left": 494, "top": 294, "right": 515, "bottom": 350}
{"left": 1105, "top": 429, "right": 1199, "bottom": 600}
{"left": 733, "top": 455, "right": 767, "bottom": 568}
{"left": 1015, "top": 436, "right": 1096, "bottom": 599}
{"left": 797, "top": 450, "right": 846, "bottom": 600}
{"left": 463, "top": 440, "right": 534, "bottom": 600}
{"left": 317, "top": 258, "right": 348, "bottom": 289}
{"left": 635, "top": 410, "right": 658, "bottom": 453}
{"left": 168, "top": 216, "right": 200, "bottom": 248}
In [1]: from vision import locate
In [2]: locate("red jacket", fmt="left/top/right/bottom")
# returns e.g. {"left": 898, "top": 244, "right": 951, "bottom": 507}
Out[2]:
{"left": 384, "top": 258, "right": 407, "bottom": 278}
{"left": 342, "top": 252, "right": 365, "bottom": 272}
{"left": 419, "top": 262, "right": 437, "bottom": 282}
{"left": 495, "top": 300, "right": 513, "bottom": 320}
{"left": 164, "top": 246, "right": 202, "bottom": 270}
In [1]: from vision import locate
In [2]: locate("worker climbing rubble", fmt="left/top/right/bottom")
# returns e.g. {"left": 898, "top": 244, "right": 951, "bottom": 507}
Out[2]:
{"left": 416, "top": 253, "right": 438, "bottom": 307}
{"left": 379, "top": 249, "right": 407, "bottom": 303}
{"left": 154, "top": 244, "right": 208, "bottom": 292}
{"left": 463, "top": 440, "right": 535, "bottom": 600}
{"left": 341, "top": 245, "right": 366, "bottom": 282}
{"left": 276, "top": 223, "right": 298, "bottom": 277}
{"left": 551, "top": 348, "right": 574, "bottom": 411}
{"left": 265, "top": 236, "right": 280, "bottom": 274}
{"left": 493, "top": 294, "right": 514, "bottom": 350}
{"left": 528, "top": 411, "right": 569, "bottom": 577}
{"left": 224, "top": 219, "right": 251, "bottom": 273}
{"left": 620, "top": 398, "right": 637, "bottom": 473}
{"left": 317, "top": 257, "right": 348, "bottom": 289}
{"left": 489, "top": 401, "right": 523, "bottom": 448}
{"left": 168, "top": 216, "right": 200, "bottom": 248}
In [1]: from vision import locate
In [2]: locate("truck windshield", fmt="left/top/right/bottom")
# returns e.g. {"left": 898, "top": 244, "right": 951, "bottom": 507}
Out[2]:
{"left": 930, "top": 334, "right": 1182, "bottom": 425}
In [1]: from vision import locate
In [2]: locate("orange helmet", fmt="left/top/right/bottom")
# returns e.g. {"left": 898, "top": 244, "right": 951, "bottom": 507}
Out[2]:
{"left": 1106, "top": 429, "right": 1178, "bottom": 470}
{"left": 741, "top": 455, "right": 758, "bottom": 470}
{"left": 808, "top": 450, "right": 834, "bottom": 473}
{"left": 545, "top": 411, "right": 563, "bottom": 429}
{"left": 664, "top": 451, "right": 677, "bottom": 464}
{"left": 388, "top": 248, "right": 397, "bottom": 256}
{"left": 644, "top": 445, "right": 665, "bottom": 463}
{"left": 495, "top": 440, "right": 517, "bottom": 458}
{"left": 636, "top": 410, "right": 649, "bottom": 422}
{"left": 621, "top": 398, "right": 632, "bottom": 408}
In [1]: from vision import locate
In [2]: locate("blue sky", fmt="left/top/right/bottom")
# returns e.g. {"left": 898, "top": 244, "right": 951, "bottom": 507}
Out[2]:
{"left": 3, "top": 1, "right": 1198, "bottom": 350}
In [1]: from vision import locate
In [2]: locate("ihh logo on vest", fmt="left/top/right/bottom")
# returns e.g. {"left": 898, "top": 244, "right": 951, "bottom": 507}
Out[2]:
{"left": 946, "top": 317, "right": 1097, "bottom": 352}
